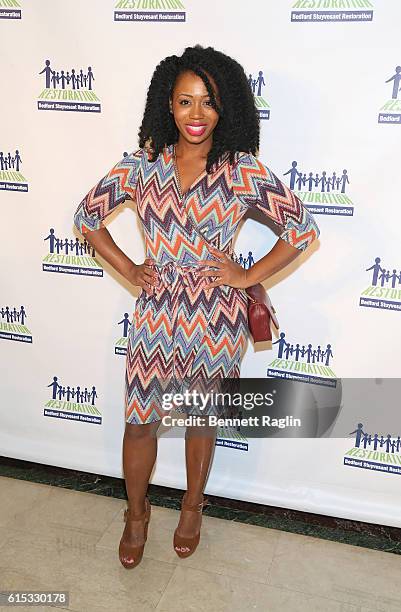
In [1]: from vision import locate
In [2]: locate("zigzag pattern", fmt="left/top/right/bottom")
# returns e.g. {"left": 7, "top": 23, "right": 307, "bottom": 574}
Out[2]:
{"left": 73, "top": 144, "right": 319, "bottom": 424}
{"left": 73, "top": 150, "right": 143, "bottom": 234}
{"left": 232, "top": 153, "right": 320, "bottom": 251}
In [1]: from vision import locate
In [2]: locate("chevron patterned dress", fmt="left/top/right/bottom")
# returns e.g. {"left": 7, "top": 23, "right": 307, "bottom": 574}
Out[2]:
{"left": 74, "top": 144, "right": 320, "bottom": 424}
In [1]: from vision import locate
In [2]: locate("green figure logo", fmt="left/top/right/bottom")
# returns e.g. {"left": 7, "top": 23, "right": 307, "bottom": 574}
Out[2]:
{"left": 248, "top": 69, "right": 270, "bottom": 120}
{"left": 291, "top": 0, "right": 374, "bottom": 22}
{"left": 42, "top": 228, "right": 103, "bottom": 277}
{"left": 268, "top": 331, "right": 337, "bottom": 386}
{"left": 114, "top": 0, "right": 186, "bottom": 22}
{"left": 115, "top": 312, "right": 131, "bottom": 355}
{"left": 0, "top": 149, "right": 28, "bottom": 192}
{"left": 0, "top": 305, "right": 32, "bottom": 344}
{"left": 284, "top": 161, "right": 354, "bottom": 217}
{"left": 37, "top": 60, "right": 101, "bottom": 113}
{"left": 378, "top": 66, "right": 401, "bottom": 124}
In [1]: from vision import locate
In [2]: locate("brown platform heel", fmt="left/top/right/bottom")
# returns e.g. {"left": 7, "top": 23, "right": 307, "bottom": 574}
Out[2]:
{"left": 119, "top": 496, "right": 151, "bottom": 569}
{"left": 173, "top": 492, "right": 209, "bottom": 558}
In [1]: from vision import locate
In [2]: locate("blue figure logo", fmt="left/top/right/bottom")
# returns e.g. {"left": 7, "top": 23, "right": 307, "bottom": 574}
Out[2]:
{"left": 118, "top": 313, "right": 131, "bottom": 338}
{"left": 115, "top": 310, "right": 133, "bottom": 355}
{"left": 1, "top": 305, "right": 27, "bottom": 326}
{"left": 0, "top": 149, "right": 22, "bottom": 172}
{"left": 378, "top": 65, "right": 401, "bottom": 123}
{"left": 248, "top": 70, "right": 266, "bottom": 97}
{"left": 44, "top": 228, "right": 95, "bottom": 256}
{"left": 247, "top": 69, "right": 269, "bottom": 119}
{"left": 232, "top": 251, "right": 255, "bottom": 270}
{"left": 47, "top": 376, "right": 98, "bottom": 405}
{"left": 385, "top": 66, "right": 401, "bottom": 100}
{"left": 349, "top": 423, "right": 401, "bottom": 454}
{"left": 366, "top": 257, "right": 401, "bottom": 289}
{"left": 39, "top": 59, "right": 95, "bottom": 91}
{"left": 271, "top": 331, "right": 333, "bottom": 366}
{"left": 0, "top": 304, "right": 32, "bottom": 342}
{"left": 283, "top": 161, "right": 350, "bottom": 194}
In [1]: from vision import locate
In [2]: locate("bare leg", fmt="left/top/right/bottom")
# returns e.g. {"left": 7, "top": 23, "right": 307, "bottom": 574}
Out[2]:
{"left": 120, "top": 420, "right": 161, "bottom": 558}
{"left": 175, "top": 416, "right": 217, "bottom": 538}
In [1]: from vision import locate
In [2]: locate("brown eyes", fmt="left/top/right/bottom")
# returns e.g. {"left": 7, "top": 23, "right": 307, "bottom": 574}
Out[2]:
{"left": 178, "top": 100, "right": 213, "bottom": 106}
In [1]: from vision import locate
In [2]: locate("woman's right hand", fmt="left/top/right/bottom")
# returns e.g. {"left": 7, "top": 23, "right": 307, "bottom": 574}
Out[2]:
{"left": 127, "top": 258, "right": 158, "bottom": 296}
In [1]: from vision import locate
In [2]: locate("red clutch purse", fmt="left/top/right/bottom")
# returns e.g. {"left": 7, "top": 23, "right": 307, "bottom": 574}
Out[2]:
{"left": 245, "top": 283, "right": 279, "bottom": 343}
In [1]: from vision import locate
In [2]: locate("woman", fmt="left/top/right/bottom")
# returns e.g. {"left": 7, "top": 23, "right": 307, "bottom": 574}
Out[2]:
{"left": 73, "top": 44, "right": 320, "bottom": 569}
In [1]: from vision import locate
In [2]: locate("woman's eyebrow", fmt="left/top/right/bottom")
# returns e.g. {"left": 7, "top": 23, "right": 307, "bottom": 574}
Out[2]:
{"left": 177, "top": 92, "right": 211, "bottom": 97}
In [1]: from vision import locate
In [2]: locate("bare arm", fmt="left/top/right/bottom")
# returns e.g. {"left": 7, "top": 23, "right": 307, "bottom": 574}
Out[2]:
{"left": 199, "top": 153, "right": 320, "bottom": 289}
{"left": 83, "top": 226, "right": 157, "bottom": 295}
{"left": 72, "top": 149, "right": 158, "bottom": 295}
{"left": 244, "top": 238, "right": 300, "bottom": 286}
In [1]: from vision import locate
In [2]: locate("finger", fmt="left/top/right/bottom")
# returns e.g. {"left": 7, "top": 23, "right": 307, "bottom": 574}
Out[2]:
{"left": 140, "top": 272, "right": 154, "bottom": 285}
{"left": 140, "top": 281, "right": 154, "bottom": 295}
{"left": 141, "top": 270, "right": 157, "bottom": 284}
{"left": 143, "top": 267, "right": 158, "bottom": 280}
{"left": 207, "top": 246, "right": 227, "bottom": 259}
{"left": 143, "top": 271, "right": 158, "bottom": 284}
{"left": 207, "top": 251, "right": 225, "bottom": 261}
{"left": 200, "top": 270, "right": 224, "bottom": 278}
{"left": 198, "top": 258, "right": 222, "bottom": 267}
{"left": 143, "top": 265, "right": 158, "bottom": 280}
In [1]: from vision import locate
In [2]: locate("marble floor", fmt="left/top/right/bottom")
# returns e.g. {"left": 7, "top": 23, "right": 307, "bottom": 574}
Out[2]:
{"left": 0, "top": 476, "right": 400, "bottom": 611}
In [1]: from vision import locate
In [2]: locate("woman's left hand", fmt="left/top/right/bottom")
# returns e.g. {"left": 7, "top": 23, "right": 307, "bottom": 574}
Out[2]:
{"left": 198, "top": 245, "right": 249, "bottom": 289}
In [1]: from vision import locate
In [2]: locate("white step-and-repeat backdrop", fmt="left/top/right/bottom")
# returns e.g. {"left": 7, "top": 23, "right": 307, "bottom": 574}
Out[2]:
{"left": 2, "top": 0, "right": 401, "bottom": 527}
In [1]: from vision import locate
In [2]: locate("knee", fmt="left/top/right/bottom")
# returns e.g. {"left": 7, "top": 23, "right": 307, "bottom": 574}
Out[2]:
{"left": 125, "top": 420, "right": 161, "bottom": 439}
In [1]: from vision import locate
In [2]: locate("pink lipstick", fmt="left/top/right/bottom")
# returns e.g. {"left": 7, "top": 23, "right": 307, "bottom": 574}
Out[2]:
{"left": 185, "top": 124, "right": 207, "bottom": 136}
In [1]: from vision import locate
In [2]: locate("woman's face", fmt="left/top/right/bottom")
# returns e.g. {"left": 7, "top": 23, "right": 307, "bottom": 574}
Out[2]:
{"left": 170, "top": 70, "right": 220, "bottom": 146}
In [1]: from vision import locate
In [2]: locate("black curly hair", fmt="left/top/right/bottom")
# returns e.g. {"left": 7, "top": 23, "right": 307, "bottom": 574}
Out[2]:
{"left": 138, "top": 44, "right": 260, "bottom": 174}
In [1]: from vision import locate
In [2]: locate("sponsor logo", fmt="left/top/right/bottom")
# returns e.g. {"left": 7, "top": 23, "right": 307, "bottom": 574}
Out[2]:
{"left": 0, "top": 148, "right": 28, "bottom": 192}
{"left": 359, "top": 257, "right": 401, "bottom": 312}
{"left": 115, "top": 312, "right": 131, "bottom": 355}
{"left": 344, "top": 423, "right": 401, "bottom": 475}
{"left": 290, "top": 0, "right": 374, "bottom": 23}
{"left": 378, "top": 65, "right": 401, "bottom": 125}
{"left": 42, "top": 228, "right": 103, "bottom": 277}
{"left": 215, "top": 421, "right": 249, "bottom": 452}
{"left": 233, "top": 250, "right": 255, "bottom": 269}
{"left": 37, "top": 59, "right": 101, "bottom": 113}
{"left": 268, "top": 331, "right": 337, "bottom": 387}
{"left": 0, "top": 0, "right": 21, "bottom": 20}
{"left": 248, "top": 69, "right": 270, "bottom": 120}
{"left": 44, "top": 376, "right": 102, "bottom": 424}
{"left": 114, "top": 0, "right": 186, "bottom": 23}
{"left": 0, "top": 305, "right": 32, "bottom": 343}
{"left": 284, "top": 160, "right": 354, "bottom": 216}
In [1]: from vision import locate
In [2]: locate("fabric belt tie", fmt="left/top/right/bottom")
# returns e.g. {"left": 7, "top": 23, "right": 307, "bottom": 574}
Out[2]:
{"left": 149, "top": 260, "right": 219, "bottom": 288}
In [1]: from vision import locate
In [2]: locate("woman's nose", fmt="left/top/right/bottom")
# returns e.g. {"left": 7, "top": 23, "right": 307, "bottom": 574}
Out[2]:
{"left": 189, "top": 102, "right": 204, "bottom": 118}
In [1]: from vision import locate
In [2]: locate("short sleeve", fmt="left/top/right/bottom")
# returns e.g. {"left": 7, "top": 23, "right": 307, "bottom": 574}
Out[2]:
{"left": 73, "top": 148, "right": 143, "bottom": 235}
{"left": 232, "top": 153, "right": 320, "bottom": 251}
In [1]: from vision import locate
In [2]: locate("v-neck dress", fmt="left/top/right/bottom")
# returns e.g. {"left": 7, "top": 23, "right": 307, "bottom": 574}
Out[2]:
{"left": 73, "top": 144, "right": 320, "bottom": 425}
